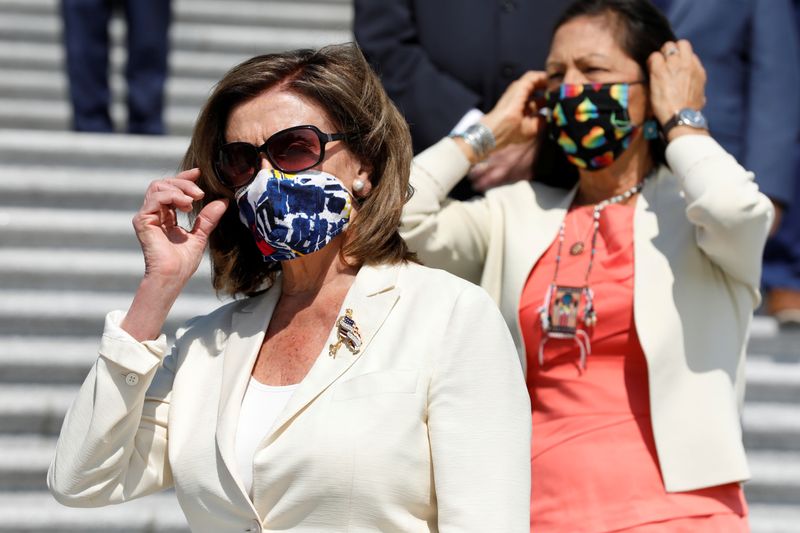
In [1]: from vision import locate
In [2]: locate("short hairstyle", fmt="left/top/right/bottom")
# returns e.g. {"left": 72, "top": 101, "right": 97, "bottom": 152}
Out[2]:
{"left": 535, "top": 0, "right": 678, "bottom": 188}
{"left": 183, "top": 43, "right": 415, "bottom": 297}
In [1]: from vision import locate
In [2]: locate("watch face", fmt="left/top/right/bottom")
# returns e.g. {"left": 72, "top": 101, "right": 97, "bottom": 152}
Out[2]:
{"left": 678, "top": 108, "right": 708, "bottom": 129}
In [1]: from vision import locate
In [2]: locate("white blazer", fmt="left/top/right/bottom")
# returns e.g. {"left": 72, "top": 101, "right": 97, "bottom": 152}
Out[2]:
{"left": 48, "top": 262, "right": 532, "bottom": 532}
{"left": 400, "top": 135, "right": 773, "bottom": 492}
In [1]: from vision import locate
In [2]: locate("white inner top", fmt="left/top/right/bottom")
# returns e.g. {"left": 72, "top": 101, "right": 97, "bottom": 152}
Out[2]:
{"left": 234, "top": 377, "right": 299, "bottom": 496}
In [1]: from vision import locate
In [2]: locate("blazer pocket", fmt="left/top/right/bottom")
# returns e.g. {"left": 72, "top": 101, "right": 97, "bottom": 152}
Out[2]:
{"left": 333, "top": 369, "right": 419, "bottom": 401}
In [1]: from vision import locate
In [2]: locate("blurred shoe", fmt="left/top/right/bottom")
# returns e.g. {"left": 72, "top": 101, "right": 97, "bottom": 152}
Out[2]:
{"left": 766, "top": 288, "right": 800, "bottom": 328}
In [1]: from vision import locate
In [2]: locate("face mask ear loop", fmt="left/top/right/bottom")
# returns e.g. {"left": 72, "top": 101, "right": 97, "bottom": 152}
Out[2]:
{"left": 643, "top": 119, "right": 660, "bottom": 140}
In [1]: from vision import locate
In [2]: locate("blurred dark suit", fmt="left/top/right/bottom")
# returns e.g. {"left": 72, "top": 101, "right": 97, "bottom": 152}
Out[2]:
{"left": 354, "top": 0, "right": 567, "bottom": 155}
{"left": 656, "top": 0, "right": 800, "bottom": 205}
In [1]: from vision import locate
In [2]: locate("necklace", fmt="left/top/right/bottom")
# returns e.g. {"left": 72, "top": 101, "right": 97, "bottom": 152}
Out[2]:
{"left": 537, "top": 178, "right": 647, "bottom": 370}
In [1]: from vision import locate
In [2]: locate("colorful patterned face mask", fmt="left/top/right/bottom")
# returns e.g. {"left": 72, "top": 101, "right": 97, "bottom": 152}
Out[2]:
{"left": 236, "top": 168, "right": 353, "bottom": 262}
{"left": 545, "top": 82, "right": 657, "bottom": 170}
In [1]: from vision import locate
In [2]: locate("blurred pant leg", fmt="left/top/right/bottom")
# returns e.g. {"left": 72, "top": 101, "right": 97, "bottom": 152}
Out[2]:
{"left": 62, "top": 0, "right": 113, "bottom": 132}
{"left": 122, "top": 0, "right": 171, "bottom": 135}
{"left": 763, "top": 155, "right": 800, "bottom": 290}
{"left": 762, "top": 1, "right": 800, "bottom": 321}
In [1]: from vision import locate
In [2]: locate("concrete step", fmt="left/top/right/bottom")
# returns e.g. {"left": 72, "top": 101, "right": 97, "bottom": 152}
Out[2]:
{"left": 0, "top": 384, "right": 78, "bottom": 435}
{"left": 0, "top": 434, "right": 54, "bottom": 490}
{"left": 0, "top": 288, "right": 228, "bottom": 337}
{"left": 748, "top": 504, "right": 800, "bottom": 533}
{"left": 0, "top": 491, "right": 188, "bottom": 533}
{"left": 0, "top": 165, "right": 159, "bottom": 211}
{"left": 0, "top": 97, "right": 200, "bottom": 136}
{"left": 173, "top": 0, "right": 352, "bottom": 28}
{"left": 0, "top": 13, "right": 351, "bottom": 54}
{"left": 745, "top": 356, "right": 800, "bottom": 403}
{"left": 0, "top": 69, "right": 215, "bottom": 108}
{"left": 745, "top": 450, "right": 800, "bottom": 505}
{"left": 0, "top": 248, "right": 214, "bottom": 294}
{"left": 743, "top": 402, "right": 800, "bottom": 451}
{"left": 0, "top": 40, "right": 249, "bottom": 80}
{"left": 0, "top": 129, "right": 187, "bottom": 169}
{"left": 0, "top": 205, "right": 219, "bottom": 252}
{"left": 0, "top": 0, "right": 351, "bottom": 27}
{"left": 0, "top": 205, "right": 141, "bottom": 250}
{"left": 0, "top": 336, "right": 104, "bottom": 385}
{"left": 749, "top": 315, "right": 800, "bottom": 358}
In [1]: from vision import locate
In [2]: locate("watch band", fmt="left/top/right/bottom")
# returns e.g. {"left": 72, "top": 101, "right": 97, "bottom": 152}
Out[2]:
{"left": 661, "top": 114, "right": 682, "bottom": 138}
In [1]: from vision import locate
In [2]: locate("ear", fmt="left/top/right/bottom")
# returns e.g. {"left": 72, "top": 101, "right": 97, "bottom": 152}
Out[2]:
{"left": 355, "top": 160, "right": 374, "bottom": 197}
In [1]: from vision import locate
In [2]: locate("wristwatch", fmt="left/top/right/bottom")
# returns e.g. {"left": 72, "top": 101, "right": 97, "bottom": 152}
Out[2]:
{"left": 662, "top": 108, "right": 709, "bottom": 137}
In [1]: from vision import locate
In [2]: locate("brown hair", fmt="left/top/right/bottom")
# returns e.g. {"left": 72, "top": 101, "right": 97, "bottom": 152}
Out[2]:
{"left": 183, "top": 43, "right": 415, "bottom": 297}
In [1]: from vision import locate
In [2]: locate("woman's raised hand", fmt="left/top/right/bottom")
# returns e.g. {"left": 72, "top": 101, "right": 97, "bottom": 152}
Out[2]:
{"left": 122, "top": 168, "right": 228, "bottom": 341}
{"left": 133, "top": 168, "right": 229, "bottom": 288}
{"left": 481, "top": 71, "right": 549, "bottom": 151}
{"left": 647, "top": 40, "right": 708, "bottom": 140}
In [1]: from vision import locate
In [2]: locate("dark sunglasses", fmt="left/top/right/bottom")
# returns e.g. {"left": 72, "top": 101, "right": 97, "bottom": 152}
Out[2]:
{"left": 214, "top": 124, "right": 347, "bottom": 189}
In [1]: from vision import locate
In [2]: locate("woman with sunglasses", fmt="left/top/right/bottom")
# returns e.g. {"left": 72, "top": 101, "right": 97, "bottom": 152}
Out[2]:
{"left": 47, "top": 44, "right": 531, "bottom": 532}
{"left": 402, "top": 0, "right": 772, "bottom": 531}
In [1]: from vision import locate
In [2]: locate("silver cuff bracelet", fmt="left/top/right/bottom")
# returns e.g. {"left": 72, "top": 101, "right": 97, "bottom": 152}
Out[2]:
{"left": 449, "top": 122, "right": 496, "bottom": 161}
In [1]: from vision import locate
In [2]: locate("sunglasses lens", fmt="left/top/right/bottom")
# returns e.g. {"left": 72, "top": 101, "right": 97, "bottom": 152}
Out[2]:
{"left": 267, "top": 128, "right": 322, "bottom": 172}
{"left": 216, "top": 143, "right": 258, "bottom": 188}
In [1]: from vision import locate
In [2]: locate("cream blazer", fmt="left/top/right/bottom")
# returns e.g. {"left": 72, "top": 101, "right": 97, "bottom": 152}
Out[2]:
{"left": 401, "top": 135, "right": 774, "bottom": 492}
{"left": 47, "top": 262, "right": 532, "bottom": 532}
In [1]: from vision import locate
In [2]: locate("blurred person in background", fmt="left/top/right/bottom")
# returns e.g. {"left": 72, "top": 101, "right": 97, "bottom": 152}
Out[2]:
{"left": 401, "top": 0, "right": 773, "bottom": 530}
{"left": 650, "top": 0, "right": 800, "bottom": 325}
{"left": 47, "top": 44, "right": 531, "bottom": 532}
{"left": 354, "top": 0, "right": 567, "bottom": 198}
{"left": 761, "top": 0, "right": 800, "bottom": 327}
{"left": 61, "top": 0, "right": 171, "bottom": 134}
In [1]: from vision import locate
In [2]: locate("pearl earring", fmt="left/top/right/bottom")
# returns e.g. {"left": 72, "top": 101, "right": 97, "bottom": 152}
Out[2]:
{"left": 352, "top": 179, "right": 365, "bottom": 193}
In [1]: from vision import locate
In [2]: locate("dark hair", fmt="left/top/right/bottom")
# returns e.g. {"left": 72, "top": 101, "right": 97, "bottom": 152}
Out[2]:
{"left": 535, "top": 0, "right": 678, "bottom": 188}
{"left": 184, "top": 43, "right": 415, "bottom": 296}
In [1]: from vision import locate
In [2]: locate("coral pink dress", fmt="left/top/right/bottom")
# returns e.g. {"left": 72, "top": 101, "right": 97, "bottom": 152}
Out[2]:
{"left": 518, "top": 203, "right": 748, "bottom": 532}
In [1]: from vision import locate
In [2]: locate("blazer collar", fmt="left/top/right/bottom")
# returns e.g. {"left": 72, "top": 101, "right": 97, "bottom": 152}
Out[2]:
{"left": 504, "top": 182, "right": 577, "bottom": 374}
{"left": 215, "top": 263, "right": 402, "bottom": 499}
{"left": 263, "top": 262, "right": 401, "bottom": 446}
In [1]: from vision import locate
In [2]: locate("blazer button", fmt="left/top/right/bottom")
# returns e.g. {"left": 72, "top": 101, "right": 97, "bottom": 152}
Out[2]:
{"left": 245, "top": 519, "right": 262, "bottom": 532}
{"left": 124, "top": 373, "right": 139, "bottom": 386}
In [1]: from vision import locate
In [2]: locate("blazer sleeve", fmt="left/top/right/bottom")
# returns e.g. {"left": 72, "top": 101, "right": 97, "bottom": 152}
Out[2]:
{"left": 743, "top": 0, "right": 800, "bottom": 205}
{"left": 667, "top": 135, "right": 774, "bottom": 298}
{"left": 47, "top": 310, "right": 177, "bottom": 506}
{"left": 353, "top": 0, "right": 481, "bottom": 151}
{"left": 428, "top": 283, "right": 531, "bottom": 532}
{"left": 400, "top": 138, "right": 492, "bottom": 285}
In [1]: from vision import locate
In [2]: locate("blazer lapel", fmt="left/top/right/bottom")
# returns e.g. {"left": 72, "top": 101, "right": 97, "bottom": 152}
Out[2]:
{"left": 502, "top": 182, "right": 577, "bottom": 372}
{"left": 262, "top": 263, "right": 401, "bottom": 447}
{"left": 215, "top": 280, "right": 283, "bottom": 497}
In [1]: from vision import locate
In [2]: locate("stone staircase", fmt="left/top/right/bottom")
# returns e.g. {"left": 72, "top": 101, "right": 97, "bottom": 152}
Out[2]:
{"left": 0, "top": 0, "right": 798, "bottom": 532}
{"left": 0, "top": 0, "right": 351, "bottom": 531}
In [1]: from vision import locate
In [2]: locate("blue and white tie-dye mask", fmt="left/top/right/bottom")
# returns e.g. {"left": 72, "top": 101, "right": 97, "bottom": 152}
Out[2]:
{"left": 235, "top": 168, "right": 353, "bottom": 262}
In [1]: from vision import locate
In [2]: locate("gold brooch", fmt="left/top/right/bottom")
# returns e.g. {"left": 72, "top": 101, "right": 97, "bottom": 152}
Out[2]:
{"left": 328, "top": 308, "right": 362, "bottom": 358}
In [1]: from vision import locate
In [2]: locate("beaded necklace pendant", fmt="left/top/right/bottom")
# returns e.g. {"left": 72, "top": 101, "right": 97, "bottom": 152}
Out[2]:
{"left": 535, "top": 176, "right": 649, "bottom": 370}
